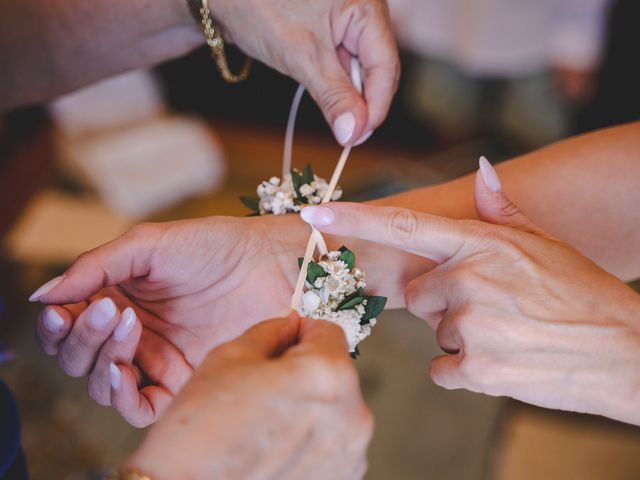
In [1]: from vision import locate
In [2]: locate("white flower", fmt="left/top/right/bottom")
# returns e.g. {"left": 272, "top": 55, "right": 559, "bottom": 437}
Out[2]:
{"left": 300, "top": 184, "right": 315, "bottom": 197}
{"left": 295, "top": 248, "right": 381, "bottom": 353}
{"left": 302, "top": 291, "right": 322, "bottom": 314}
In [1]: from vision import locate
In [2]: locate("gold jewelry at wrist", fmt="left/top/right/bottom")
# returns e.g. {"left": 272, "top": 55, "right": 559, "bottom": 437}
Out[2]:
{"left": 187, "top": 0, "right": 252, "bottom": 83}
{"left": 105, "top": 469, "right": 152, "bottom": 480}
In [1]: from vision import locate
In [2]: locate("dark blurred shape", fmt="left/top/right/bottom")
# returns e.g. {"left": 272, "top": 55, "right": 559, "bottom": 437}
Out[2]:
{"left": 576, "top": 0, "right": 640, "bottom": 132}
{"left": 156, "top": 48, "right": 436, "bottom": 150}
{"left": 0, "top": 108, "right": 52, "bottom": 237}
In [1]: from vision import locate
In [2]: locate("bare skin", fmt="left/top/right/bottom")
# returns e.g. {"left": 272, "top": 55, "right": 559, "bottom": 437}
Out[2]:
{"left": 124, "top": 314, "right": 373, "bottom": 479}
{"left": 33, "top": 121, "right": 640, "bottom": 425}
{"left": 0, "top": 0, "right": 399, "bottom": 144}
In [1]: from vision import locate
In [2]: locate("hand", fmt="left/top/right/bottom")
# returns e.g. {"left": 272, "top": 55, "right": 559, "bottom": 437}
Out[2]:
{"left": 32, "top": 214, "right": 307, "bottom": 426}
{"left": 211, "top": 0, "right": 400, "bottom": 146}
{"left": 300, "top": 161, "right": 640, "bottom": 425}
{"left": 123, "top": 314, "right": 373, "bottom": 480}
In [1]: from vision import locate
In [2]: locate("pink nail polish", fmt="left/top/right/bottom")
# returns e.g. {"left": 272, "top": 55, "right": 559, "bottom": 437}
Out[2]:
{"left": 29, "top": 275, "right": 64, "bottom": 302}
{"left": 114, "top": 308, "right": 136, "bottom": 342}
{"left": 89, "top": 298, "right": 117, "bottom": 330}
{"left": 300, "top": 206, "right": 336, "bottom": 226}
{"left": 478, "top": 156, "right": 502, "bottom": 193}
{"left": 109, "top": 363, "right": 121, "bottom": 390}
{"left": 43, "top": 309, "right": 65, "bottom": 333}
{"left": 354, "top": 130, "right": 373, "bottom": 146}
{"left": 333, "top": 113, "right": 356, "bottom": 146}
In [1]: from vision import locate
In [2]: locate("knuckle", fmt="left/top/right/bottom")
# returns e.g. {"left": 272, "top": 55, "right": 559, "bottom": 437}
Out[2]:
{"left": 58, "top": 352, "right": 86, "bottom": 378}
{"left": 87, "top": 378, "right": 110, "bottom": 406}
{"left": 300, "top": 353, "right": 356, "bottom": 396}
{"left": 388, "top": 209, "right": 420, "bottom": 246}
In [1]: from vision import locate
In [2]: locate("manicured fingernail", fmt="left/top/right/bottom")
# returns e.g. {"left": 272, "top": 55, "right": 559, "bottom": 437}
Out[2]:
{"left": 354, "top": 130, "right": 373, "bottom": 146}
{"left": 89, "top": 298, "right": 117, "bottom": 330}
{"left": 333, "top": 112, "right": 356, "bottom": 146}
{"left": 43, "top": 309, "right": 65, "bottom": 333}
{"left": 29, "top": 275, "right": 64, "bottom": 302}
{"left": 114, "top": 308, "right": 136, "bottom": 342}
{"left": 479, "top": 156, "right": 502, "bottom": 193}
{"left": 300, "top": 206, "right": 336, "bottom": 226}
{"left": 109, "top": 363, "right": 121, "bottom": 390}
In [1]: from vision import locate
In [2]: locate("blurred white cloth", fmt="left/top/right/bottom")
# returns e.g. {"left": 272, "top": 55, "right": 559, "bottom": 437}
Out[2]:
{"left": 55, "top": 116, "right": 227, "bottom": 218}
{"left": 50, "top": 70, "right": 227, "bottom": 219}
{"left": 389, "top": 0, "right": 612, "bottom": 76}
{"left": 50, "top": 70, "right": 166, "bottom": 137}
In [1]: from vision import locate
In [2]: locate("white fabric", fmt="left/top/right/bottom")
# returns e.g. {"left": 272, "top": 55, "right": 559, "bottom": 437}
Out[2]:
{"left": 389, "top": 0, "right": 612, "bottom": 76}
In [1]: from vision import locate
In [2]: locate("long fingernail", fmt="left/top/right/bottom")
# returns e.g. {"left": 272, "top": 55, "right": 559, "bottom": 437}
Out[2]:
{"left": 300, "top": 206, "right": 336, "bottom": 226}
{"left": 333, "top": 112, "right": 356, "bottom": 146}
{"left": 479, "top": 156, "right": 502, "bottom": 193}
{"left": 354, "top": 130, "right": 373, "bottom": 146}
{"left": 114, "top": 308, "right": 136, "bottom": 342}
{"left": 29, "top": 275, "right": 65, "bottom": 302}
{"left": 43, "top": 309, "right": 65, "bottom": 333}
{"left": 109, "top": 363, "right": 121, "bottom": 390}
{"left": 89, "top": 298, "right": 117, "bottom": 330}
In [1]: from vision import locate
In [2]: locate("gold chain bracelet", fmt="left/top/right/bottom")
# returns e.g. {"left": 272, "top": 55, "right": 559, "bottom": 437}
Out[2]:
{"left": 187, "top": 0, "right": 252, "bottom": 83}
{"left": 105, "top": 469, "right": 152, "bottom": 480}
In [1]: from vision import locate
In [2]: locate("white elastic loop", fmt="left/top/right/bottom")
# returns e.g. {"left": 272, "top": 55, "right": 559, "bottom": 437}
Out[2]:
{"left": 290, "top": 58, "right": 363, "bottom": 310}
{"left": 282, "top": 84, "right": 306, "bottom": 178}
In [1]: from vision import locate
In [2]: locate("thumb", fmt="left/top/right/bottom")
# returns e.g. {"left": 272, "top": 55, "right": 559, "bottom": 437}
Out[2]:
{"left": 29, "top": 224, "right": 160, "bottom": 305}
{"left": 304, "top": 54, "right": 368, "bottom": 146}
{"left": 475, "top": 156, "right": 548, "bottom": 237}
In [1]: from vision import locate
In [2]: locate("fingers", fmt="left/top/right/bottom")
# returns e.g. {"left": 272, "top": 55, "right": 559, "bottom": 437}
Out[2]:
{"left": 287, "top": 317, "right": 349, "bottom": 358}
{"left": 36, "top": 305, "right": 77, "bottom": 355}
{"left": 304, "top": 52, "right": 368, "bottom": 146}
{"left": 301, "top": 203, "right": 470, "bottom": 263}
{"left": 475, "top": 156, "right": 549, "bottom": 237}
{"left": 29, "top": 223, "right": 160, "bottom": 305}
{"left": 429, "top": 354, "right": 465, "bottom": 390}
{"left": 348, "top": 1, "right": 399, "bottom": 135}
{"left": 57, "top": 298, "right": 120, "bottom": 377}
{"left": 109, "top": 363, "right": 174, "bottom": 428}
{"left": 404, "top": 273, "right": 448, "bottom": 329}
{"left": 88, "top": 308, "right": 142, "bottom": 406}
{"left": 228, "top": 313, "right": 302, "bottom": 359}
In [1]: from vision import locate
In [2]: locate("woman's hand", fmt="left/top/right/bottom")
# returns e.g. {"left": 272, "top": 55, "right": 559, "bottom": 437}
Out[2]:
{"left": 211, "top": 0, "right": 399, "bottom": 145}
{"left": 32, "top": 214, "right": 307, "bottom": 426}
{"left": 124, "top": 314, "right": 373, "bottom": 480}
{"left": 300, "top": 161, "right": 640, "bottom": 425}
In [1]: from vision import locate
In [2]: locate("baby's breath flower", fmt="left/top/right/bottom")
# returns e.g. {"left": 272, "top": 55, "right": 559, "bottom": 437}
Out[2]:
{"left": 297, "top": 248, "right": 385, "bottom": 354}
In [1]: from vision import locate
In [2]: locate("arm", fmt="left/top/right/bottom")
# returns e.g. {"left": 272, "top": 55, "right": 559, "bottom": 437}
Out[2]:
{"left": 0, "top": 0, "right": 399, "bottom": 145}
{"left": 0, "top": 0, "right": 200, "bottom": 111}
{"left": 374, "top": 121, "right": 640, "bottom": 281}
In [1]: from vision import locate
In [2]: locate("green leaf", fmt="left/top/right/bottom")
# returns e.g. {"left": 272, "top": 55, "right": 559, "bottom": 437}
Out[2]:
{"left": 306, "top": 262, "right": 327, "bottom": 285}
{"left": 239, "top": 196, "right": 260, "bottom": 212}
{"left": 302, "top": 164, "right": 314, "bottom": 184}
{"left": 338, "top": 296, "right": 364, "bottom": 311}
{"left": 290, "top": 168, "right": 305, "bottom": 201}
{"left": 350, "top": 346, "right": 360, "bottom": 359}
{"left": 362, "top": 296, "right": 387, "bottom": 321}
{"left": 339, "top": 249, "right": 355, "bottom": 271}
{"left": 337, "top": 288, "right": 363, "bottom": 309}
{"left": 338, "top": 245, "right": 348, "bottom": 253}
{"left": 298, "top": 258, "right": 304, "bottom": 268}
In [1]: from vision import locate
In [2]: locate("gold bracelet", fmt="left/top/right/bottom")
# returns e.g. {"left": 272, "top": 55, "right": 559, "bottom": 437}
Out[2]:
{"left": 187, "top": 0, "right": 252, "bottom": 83}
{"left": 105, "top": 469, "right": 152, "bottom": 480}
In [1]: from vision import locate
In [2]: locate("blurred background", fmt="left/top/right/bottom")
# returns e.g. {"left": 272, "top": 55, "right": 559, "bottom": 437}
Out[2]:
{"left": 2, "top": 0, "right": 640, "bottom": 478}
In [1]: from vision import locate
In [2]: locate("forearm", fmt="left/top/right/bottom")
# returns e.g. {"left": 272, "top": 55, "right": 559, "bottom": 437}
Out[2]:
{"left": 0, "top": 0, "right": 201, "bottom": 110}
{"left": 376, "top": 121, "right": 640, "bottom": 281}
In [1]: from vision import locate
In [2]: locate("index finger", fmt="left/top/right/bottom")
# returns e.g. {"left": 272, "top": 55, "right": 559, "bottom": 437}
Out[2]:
{"left": 350, "top": 1, "right": 400, "bottom": 132}
{"left": 301, "top": 203, "right": 471, "bottom": 263}
{"left": 284, "top": 317, "right": 349, "bottom": 359}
